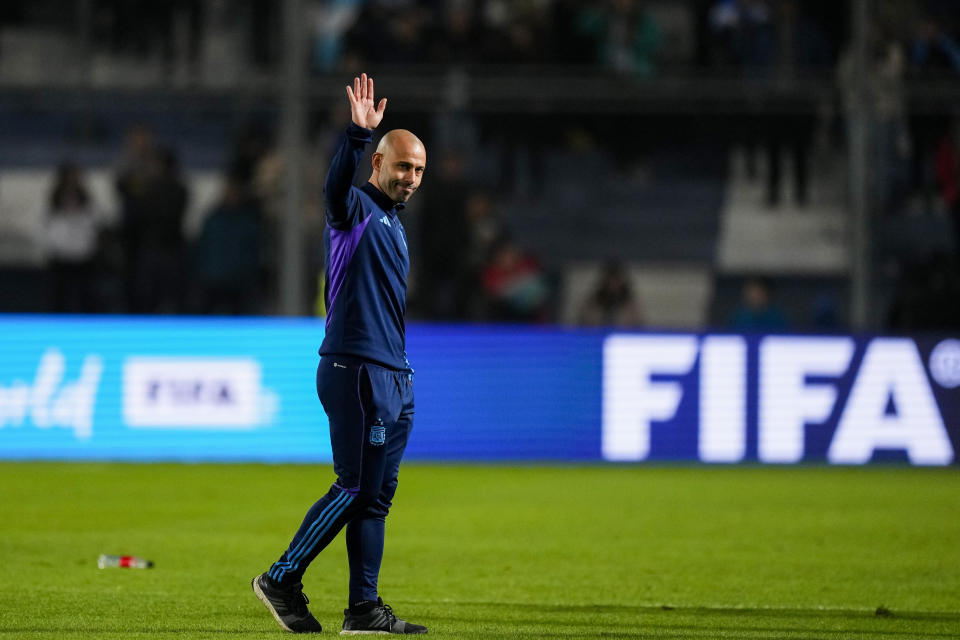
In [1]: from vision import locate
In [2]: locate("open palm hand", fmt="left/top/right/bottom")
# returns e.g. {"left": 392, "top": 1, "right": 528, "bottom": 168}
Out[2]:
{"left": 346, "top": 73, "right": 387, "bottom": 130}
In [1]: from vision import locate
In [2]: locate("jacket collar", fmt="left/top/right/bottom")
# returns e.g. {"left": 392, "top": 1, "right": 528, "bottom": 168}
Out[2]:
{"left": 362, "top": 182, "right": 405, "bottom": 214}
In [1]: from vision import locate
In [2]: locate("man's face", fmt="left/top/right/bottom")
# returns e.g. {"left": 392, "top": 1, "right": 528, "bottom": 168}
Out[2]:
{"left": 375, "top": 142, "right": 426, "bottom": 203}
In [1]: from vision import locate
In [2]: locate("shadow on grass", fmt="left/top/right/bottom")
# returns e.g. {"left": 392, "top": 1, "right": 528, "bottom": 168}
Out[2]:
{"left": 420, "top": 602, "right": 960, "bottom": 639}
{"left": 6, "top": 604, "right": 958, "bottom": 638}
{"left": 0, "top": 632, "right": 272, "bottom": 637}
{"left": 528, "top": 602, "right": 960, "bottom": 623}
{"left": 450, "top": 601, "right": 960, "bottom": 619}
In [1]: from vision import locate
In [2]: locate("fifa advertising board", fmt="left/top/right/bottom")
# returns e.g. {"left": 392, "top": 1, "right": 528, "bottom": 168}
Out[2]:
{"left": 0, "top": 315, "right": 957, "bottom": 464}
{"left": 601, "top": 334, "right": 957, "bottom": 465}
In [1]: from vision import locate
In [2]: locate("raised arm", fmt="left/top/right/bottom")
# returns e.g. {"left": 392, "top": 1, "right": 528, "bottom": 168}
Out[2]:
{"left": 324, "top": 73, "right": 387, "bottom": 228}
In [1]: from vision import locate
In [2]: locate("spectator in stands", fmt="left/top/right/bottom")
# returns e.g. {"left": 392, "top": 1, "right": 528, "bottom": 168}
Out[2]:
{"left": 115, "top": 123, "right": 155, "bottom": 311}
{"left": 459, "top": 189, "right": 506, "bottom": 319}
{"left": 709, "top": 0, "right": 773, "bottom": 185}
{"left": 249, "top": 0, "right": 281, "bottom": 69}
{"left": 419, "top": 178, "right": 505, "bottom": 321}
{"left": 577, "top": 260, "right": 644, "bottom": 328}
{"left": 934, "top": 118, "right": 960, "bottom": 255}
{"left": 416, "top": 151, "right": 470, "bottom": 319}
{"left": 343, "top": 1, "right": 417, "bottom": 66}
{"left": 191, "top": 171, "right": 263, "bottom": 315}
{"left": 92, "top": 0, "right": 202, "bottom": 77}
{"left": 308, "top": 0, "right": 362, "bottom": 71}
{"left": 707, "top": 0, "right": 751, "bottom": 68}
{"left": 838, "top": 23, "right": 910, "bottom": 216}
{"left": 479, "top": 0, "right": 557, "bottom": 64}
{"left": 44, "top": 163, "right": 103, "bottom": 313}
{"left": 771, "top": 0, "right": 829, "bottom": 207}
{"left": 427, "top": 2, "right": 481, "bottom": 65}
{"left": 907, "top": 13, "right": 960, "bottom": 206}
{"left": 910, "top": 15, "right": 960, "bottom": 74}
{"left": 729, "top": 276, "right": 788, "bottom": 331}
{"left": 249, "top": 113, "right": 328, "bottom": 316}
{"left": 230, "top": 122, "right": 272, "bottom": 189}
{"left": 887, "top": 252, "right": 960, "bottom": 330}
{"left": 809, "top": 294, "right": 841, "bottom": 331}
{"left": 385, "top": 10, "right": 430, "bottom": 64}
{"left": 574, "top": 0, "right": 663, "bottom": 76}
{"left": 716, "top": 0, "right": 828, "bottom": 208}
{"left": 116, "top": 127, "right": 189, "bottom": 313}
{"left": 709, "top": 0, "right": 775, "bottom": 70}
{"left": 463, "top": 190, "right": 504, "bottom": 276}
{"left": 480, "top": 235, "right": 550, "bottom": 323}
{"left": 145, "top": 147, "right": 190, "bottom": 313}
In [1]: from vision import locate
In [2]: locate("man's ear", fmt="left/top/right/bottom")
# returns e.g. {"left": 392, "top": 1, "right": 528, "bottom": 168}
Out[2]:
{"left": 371, "top": 152, "right": 383, "bottom": 171}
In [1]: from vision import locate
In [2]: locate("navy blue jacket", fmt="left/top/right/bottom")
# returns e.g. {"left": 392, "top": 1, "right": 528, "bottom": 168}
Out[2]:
{"left": 319, "top": 123, "right": 412, "bottom": 371}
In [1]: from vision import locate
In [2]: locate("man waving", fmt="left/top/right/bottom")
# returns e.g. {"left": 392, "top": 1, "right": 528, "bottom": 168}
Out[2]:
{"left": 252, "top": 73, "right": 428, "bottom": 635}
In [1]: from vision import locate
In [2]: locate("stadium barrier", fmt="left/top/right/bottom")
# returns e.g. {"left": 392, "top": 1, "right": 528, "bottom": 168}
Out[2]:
{"left": 0, "top": 315, "right": 957, "bottom": 465}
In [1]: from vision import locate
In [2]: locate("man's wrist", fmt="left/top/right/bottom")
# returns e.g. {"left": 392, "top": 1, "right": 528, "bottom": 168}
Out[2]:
{"left": 346, "top": 122, "right": 374, "bottom": 142}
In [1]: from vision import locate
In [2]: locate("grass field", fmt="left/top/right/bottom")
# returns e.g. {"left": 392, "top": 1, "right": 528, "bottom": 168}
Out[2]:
{"left": 0, "top": 462, "right": 958, "bottom": 639}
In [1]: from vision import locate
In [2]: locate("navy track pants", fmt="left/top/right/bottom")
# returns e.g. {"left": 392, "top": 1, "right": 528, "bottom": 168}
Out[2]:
{"left": 268, "top": 355, "right": 414, "bottom": 602}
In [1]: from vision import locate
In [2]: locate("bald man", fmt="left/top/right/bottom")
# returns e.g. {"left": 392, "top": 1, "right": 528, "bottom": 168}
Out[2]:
{"left": 253, "top": 73, "right": 427, "bottom": 635}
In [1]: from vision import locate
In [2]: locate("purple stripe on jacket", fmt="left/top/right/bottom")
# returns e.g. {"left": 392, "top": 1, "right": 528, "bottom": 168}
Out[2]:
{"left": 326, "top": 213, "right": 374, "bottom": 328}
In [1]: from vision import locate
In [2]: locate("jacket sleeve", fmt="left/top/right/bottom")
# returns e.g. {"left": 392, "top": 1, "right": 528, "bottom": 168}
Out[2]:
{"left": 324, "top": 123, "right": 374, "bottom": 230}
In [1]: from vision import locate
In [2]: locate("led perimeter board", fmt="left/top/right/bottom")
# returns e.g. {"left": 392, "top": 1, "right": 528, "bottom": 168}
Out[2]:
{"left": 0, "top": 315, "right": 956, "bottom": 464}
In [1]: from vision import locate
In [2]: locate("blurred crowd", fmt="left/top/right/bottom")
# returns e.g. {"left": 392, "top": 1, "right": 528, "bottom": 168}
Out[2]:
{"left": 4, "top": 0, "right": 960, "bottom": 330}
{"left": 41, "top": 124, "right": 271, "bottom": 316}
{"left": 0, "top": 0, "right": 842, "bottom": 76}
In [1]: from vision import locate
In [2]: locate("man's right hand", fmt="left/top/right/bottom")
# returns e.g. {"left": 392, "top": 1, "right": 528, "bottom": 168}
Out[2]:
{"left": 346, "top": 73, "right": 387, "bottom": 130}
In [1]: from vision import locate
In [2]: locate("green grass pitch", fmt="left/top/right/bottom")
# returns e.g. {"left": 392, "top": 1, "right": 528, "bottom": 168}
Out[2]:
{"left": 0, "top": 462, "right": 958, "bottom": 639}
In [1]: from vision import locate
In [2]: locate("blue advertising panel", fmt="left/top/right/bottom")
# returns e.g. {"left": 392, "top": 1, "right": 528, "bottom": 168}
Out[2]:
{"left": 0, "top": 315, "right": 330, "bottom": 462}
{"left": 0, "top": 315, "right": 957, "bottom": 464}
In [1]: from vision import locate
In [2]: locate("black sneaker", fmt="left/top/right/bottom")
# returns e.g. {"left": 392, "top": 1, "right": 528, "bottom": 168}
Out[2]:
{"left": 251, "top": 572, "right": 323, "bottom": 634}
{"left": 341, "top": 598, "right": 427, "bottom": 635}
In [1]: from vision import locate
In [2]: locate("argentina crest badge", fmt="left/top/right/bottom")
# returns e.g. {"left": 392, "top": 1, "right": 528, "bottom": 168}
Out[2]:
{"left": 369, "top": 419, "right": 386, "bottom": 446}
